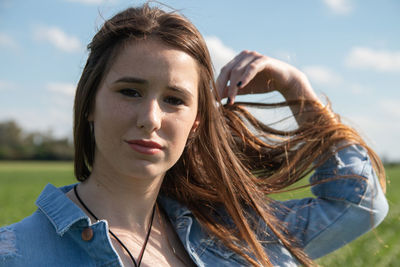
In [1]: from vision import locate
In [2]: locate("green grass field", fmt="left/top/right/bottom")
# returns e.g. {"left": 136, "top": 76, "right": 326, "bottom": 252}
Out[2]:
{"left": 0, "top": 161, "right": 398, "bottom": 266}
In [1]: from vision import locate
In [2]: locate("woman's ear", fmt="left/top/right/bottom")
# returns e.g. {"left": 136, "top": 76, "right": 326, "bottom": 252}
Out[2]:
{"left": 191, "top": 115, "right": 200, "bottom": 133}
{"left": 186, "top": 115, "right": 200, "bottom": 148}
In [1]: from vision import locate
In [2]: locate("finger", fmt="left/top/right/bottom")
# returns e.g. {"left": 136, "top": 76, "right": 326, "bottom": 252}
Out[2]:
{"left": 226, "top": 82, "right": 239, "bottom": 104}
{"left": 215, "top": 65, "right": 230, "bottom": 100}
{"left": 215, "top": 52, "right": 247, "bottom": 99}
{"left": 222, "top": 85, "right": 229, "bottom": 101}
{"left": 237, "top": 56, "right": 269, "bottom": 90}
{"left": 227, "top": 54, "right": 263, "bottom": 102}
{"left": 216, "top": 51, "right": 254, "bottom": 99}
{"left": 225, "top": 52, "right": 261, "bottom": 102}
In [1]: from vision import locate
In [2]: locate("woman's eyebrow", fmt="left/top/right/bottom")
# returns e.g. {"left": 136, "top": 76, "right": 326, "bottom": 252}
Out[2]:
{"left": 167, "top": 85, "right": 194, "bottom": 98}
{"left": 113, "top": 76, "right": 148, "bottom": 84}
{"left": 113, "top": 76, "right": 194, "bottom": 98}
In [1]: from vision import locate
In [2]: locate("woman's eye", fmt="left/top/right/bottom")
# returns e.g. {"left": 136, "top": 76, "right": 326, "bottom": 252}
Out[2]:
{"left": 119, "top": 88, "right": 140, "bottom": 97}
{"left": 165, "top": 96, "right": 184, "bottom": 106}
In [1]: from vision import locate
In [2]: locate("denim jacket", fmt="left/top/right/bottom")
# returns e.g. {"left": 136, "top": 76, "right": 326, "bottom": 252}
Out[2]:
{"left": 0, "top": 145, "right": 389, "bottom": 266}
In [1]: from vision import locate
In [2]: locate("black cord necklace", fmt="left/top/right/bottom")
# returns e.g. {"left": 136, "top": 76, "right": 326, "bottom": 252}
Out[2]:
{"left": 73, "top": 184, "right": 155, "bottom": 267}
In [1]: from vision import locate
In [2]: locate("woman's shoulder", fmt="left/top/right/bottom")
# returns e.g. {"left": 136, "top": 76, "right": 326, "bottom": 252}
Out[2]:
{"left": 0, "top": 209, "right": 54, "bottom": 265}
{"left": 0, "top": 183, "right": 91, "bottom": 266}
{"left": 0, "top": 183, "right": 84, "bottom": 236}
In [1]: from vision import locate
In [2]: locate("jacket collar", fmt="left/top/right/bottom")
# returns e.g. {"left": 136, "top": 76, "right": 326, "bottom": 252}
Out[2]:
{"left": 157, "top": 194, "right": 193, "bottom": 222}
{"left": 35, "top": 183, "right": 90, "bottom": 236}
{"left": 35, "top": 184, "right": 194, "bottom": 237}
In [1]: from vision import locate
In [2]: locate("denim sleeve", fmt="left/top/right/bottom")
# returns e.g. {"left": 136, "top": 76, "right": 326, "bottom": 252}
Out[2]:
{"left": 273, "top": 144, "right": 389, "bottom": 259}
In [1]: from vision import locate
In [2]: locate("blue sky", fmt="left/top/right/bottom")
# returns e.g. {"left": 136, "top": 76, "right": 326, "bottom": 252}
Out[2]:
{"left": 1, "top": 0, "right": 399, "bottom": 160}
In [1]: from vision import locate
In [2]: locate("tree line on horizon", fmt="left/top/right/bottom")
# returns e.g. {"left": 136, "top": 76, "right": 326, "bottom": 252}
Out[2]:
{"left": 0, "top": 120, "right": 73, "bottom": 160}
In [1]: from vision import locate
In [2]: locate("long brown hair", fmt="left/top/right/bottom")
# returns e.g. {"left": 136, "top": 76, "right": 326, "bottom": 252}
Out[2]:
{"left": 73, "top": 4, "right": 385, "bottom": 266}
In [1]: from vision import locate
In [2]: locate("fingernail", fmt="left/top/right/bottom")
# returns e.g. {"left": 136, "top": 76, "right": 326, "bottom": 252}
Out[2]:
{"left": 236, "top": 81, "right": 242, "bottom": 88}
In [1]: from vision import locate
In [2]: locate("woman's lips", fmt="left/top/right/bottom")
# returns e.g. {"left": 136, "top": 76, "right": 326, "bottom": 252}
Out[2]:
{"left": 125, "top": 140, "right": 163, "bottom": 155}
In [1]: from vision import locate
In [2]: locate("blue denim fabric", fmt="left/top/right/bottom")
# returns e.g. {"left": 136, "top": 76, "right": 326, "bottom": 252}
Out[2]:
{"left": 0, "top": 145, "right": 388, "bottom": 267}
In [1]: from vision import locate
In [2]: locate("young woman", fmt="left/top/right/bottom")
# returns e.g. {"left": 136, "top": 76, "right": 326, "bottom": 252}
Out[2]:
{"left": 0, "top": 4, "right": 388, "bottom": 267}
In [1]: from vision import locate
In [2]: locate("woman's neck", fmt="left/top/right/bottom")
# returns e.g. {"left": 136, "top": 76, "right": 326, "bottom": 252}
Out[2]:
{"left": 67, "top": 168, "right": 164, "bottom": 233}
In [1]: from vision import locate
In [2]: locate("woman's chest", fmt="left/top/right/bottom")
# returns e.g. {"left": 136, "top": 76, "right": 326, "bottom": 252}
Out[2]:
{"left": 110, "top": 230, "right": 194, "bottom": 267}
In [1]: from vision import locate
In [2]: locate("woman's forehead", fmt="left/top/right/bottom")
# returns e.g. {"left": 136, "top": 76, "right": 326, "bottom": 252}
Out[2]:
{"left": 103, "top": 39, "right": 200, "bottom": 92}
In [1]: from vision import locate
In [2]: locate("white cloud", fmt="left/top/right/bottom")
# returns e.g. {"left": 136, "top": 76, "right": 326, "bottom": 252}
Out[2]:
{"left": 0, "top": 107, "right": 73, "bottom": 138}
{"left": 378, "top": 99, "right": 400, "bottom": 119}
{"left": 46, "top": 82, "right": 75, "bottom": 126}
{"left": 0, "top": 33, "right": 18, "bottom": 49}
{"left": 0, "top": 82, "right": 76, "bottom": 138}
{"left": 0, "top": 80, "right": 17, "bottom": 91}
{"left": 205, "top": 36, "right": 236, "bottom": 75}
{"left": 33, "top": 26, "right": 82, "bottom": 53}
{"left": 46, "top": 82, "right": 76, "bottom": 97}
{"left": 302, "top": 65, "right": 342, "bottom": 86}
{"left": 347, "top": 83, "right": 373, "bottom": 96}
{"left": 345, "top": 47, "right": 400, "bottom": 73}
{"left": 65, "top": 0, "right": 116, "bottom": 4}
{"left": 345, "top": 113, "right": 400, "bottom": 161}
{"left": 323, "top": 0, "right": 352, "bottom": 14}
{"left": 302, "top": 66, "right": 375, "bottom": 96}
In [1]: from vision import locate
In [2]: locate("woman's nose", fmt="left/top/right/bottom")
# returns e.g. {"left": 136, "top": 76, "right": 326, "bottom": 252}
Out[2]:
{"left": 136, "top": 99, "right": 162, "bottom": 133}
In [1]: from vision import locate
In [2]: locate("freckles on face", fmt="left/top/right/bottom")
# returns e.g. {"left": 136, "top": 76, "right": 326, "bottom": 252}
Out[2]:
{"left": 89, "top": 39, "right": 200, "bottom": 179}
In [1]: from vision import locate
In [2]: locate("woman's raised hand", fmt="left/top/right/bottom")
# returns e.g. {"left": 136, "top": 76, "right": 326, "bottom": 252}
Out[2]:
{"left": 215, "top": 50, "right": 319, "bottom": 105}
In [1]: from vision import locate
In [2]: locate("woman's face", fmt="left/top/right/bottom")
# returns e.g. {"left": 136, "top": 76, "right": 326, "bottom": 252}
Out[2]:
{"left": 89, "top": 38, "right": 200, "bottom": 180}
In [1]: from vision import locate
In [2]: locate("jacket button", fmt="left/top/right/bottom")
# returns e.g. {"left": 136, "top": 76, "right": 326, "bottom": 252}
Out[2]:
{"left": 81, "top": 227, "right": 94, "bottom": 241}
